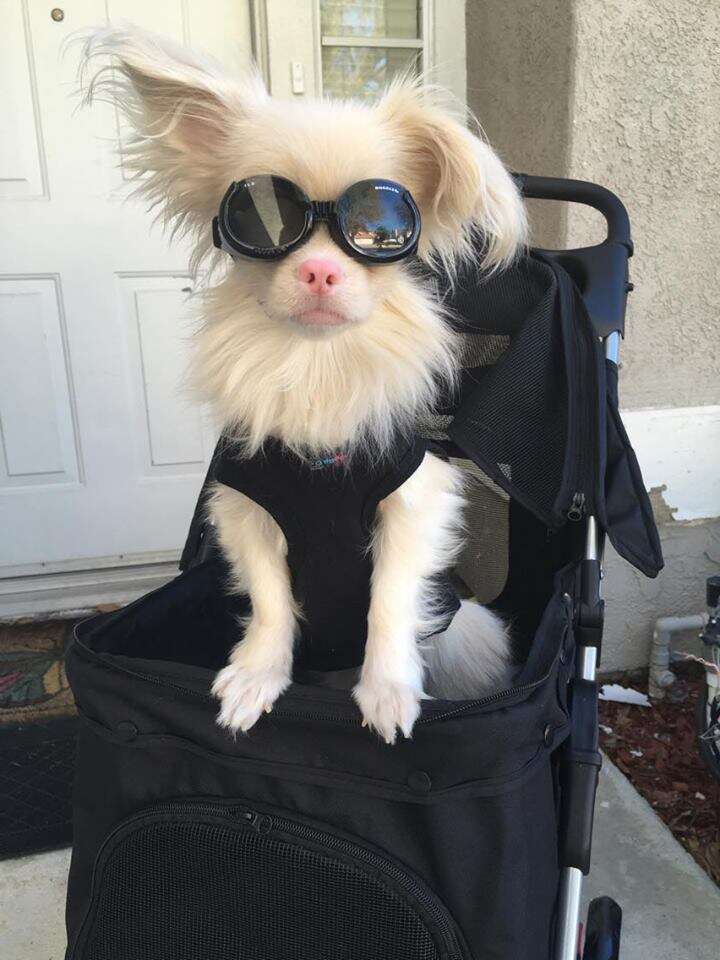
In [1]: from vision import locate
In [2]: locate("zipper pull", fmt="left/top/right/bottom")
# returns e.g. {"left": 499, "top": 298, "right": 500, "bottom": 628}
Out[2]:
{"left": 567, "top": 492, "right": 586, "bottom": 522}
{"left": 560, "top": 591, "right": 575, "bottom": 664}
{"left": 245, "top": 811, "right": 273, "bottom": 835}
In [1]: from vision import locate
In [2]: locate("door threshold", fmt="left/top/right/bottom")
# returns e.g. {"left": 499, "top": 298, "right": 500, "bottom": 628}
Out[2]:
{"left": 0, "top": 558, "right": 179, "bottom": 620}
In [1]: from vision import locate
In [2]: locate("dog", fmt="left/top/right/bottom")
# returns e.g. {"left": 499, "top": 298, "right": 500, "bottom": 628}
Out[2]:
{"left": 82, "top": 26, "right": 527, "bottom": 744}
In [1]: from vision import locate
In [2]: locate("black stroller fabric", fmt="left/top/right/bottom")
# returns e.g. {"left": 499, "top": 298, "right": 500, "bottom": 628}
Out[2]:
{"left": 445, "top": 253, "right": 662, "bottom": 577}
{"left": 65, "top": 560, "right": 574, "bottom": 960}
{"left": 64, "top": 250, "right": 662, "bottom": 960}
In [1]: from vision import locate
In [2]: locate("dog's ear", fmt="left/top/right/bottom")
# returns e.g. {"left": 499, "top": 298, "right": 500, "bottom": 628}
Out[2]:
{"left": 80, "top": 26, "right": 266, "bottom": 255}
{"left": 377, "top": 82, "right": 526, "bottom": 274}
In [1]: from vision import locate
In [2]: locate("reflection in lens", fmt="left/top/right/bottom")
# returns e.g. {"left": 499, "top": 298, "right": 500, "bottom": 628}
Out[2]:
{"left": 338, "top": 181, "right": 416, "bottom": 256}
{"left": 228, "top": 176, "right": 308, "bottom": 250}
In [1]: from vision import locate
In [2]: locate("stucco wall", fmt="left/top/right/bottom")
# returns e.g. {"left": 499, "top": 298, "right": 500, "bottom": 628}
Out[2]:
{"left": 566, "top": 0, "right": 720, "bottom": 411}
{"left": 466, "top": 0, "right": 720, "bottom": 411}
{"left": 603, "top": 518, "right": 720, "bottom": 671}
{"left": 465, "top": 0, "right": 720, "bottom": 671}
{"left": 465, "top": 0, "right": 575, "bottom": 247}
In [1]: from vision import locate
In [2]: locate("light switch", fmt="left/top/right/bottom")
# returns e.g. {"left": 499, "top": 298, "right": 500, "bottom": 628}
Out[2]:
{"left": 291, "top": 61, "right": 305, "bottom": 95}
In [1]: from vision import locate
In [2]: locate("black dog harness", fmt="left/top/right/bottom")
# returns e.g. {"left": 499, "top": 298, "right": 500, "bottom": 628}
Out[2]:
{"left": 217, "top": 436, "right": 459, "bottom": 671}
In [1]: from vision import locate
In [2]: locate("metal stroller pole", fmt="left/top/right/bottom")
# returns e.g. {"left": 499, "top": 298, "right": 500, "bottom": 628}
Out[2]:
{"left": 515, "top": 177, "right": 631, "bottom": 959}
{"left": 555, "top": 331, "right": 620, "bottom": 960}
{"left": 555, "top": 516, "right": 601, "bottom": 960}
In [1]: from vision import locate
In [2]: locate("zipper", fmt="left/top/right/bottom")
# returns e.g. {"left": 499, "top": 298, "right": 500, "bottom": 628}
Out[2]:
{"left": 422, "top": 603, "right": 572, "bottom": 725}
{"left": 571, "top": 293, "right": 597, "bottom": 511}
{"left": 567, "top": 492, "right": 586, "bottom": 522}
{"left": 70, "top": 799, "right": 466, "bottom": 960}
{"left": 254, "top": 808, "right": 465, "bottom": 958}
{"left": 265, "top": 665, "right": 555, "bottom": 726}
{"left": 73, "top": 629, "right": 563, "bottom": 728}
{"left": 416, "top": 670, "right": 553, "bottom": 725}
{"left": 553, "top": 266, "right": 598, "bottom": 522}
{"left": 68, "top": 801, "right": 247, "bottom": 960}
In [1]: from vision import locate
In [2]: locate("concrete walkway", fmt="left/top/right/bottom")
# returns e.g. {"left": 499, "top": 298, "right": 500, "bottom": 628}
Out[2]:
{"left": 584, "top": 756, "right": 720, "bottom": 959}
{"left": 1, "top": 757, "right": 718, "bottom": 959}
{"left": 0, "top": 843, "right": 70, "bottom": 960}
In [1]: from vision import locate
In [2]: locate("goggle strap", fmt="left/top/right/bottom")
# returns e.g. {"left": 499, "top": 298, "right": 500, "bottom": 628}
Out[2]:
{"left": 212, "top": 215, "right": 249, "bottom": 257}
{"left": 311, "top": 200, "right": 335, "bottom": 222}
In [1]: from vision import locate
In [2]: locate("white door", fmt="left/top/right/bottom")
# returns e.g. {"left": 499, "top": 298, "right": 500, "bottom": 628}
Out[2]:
{"left": 0, "top": 0, "right": 465, "bottom": 614}
{"left": 0, "top": 1, "right": 252, "bottom": 609}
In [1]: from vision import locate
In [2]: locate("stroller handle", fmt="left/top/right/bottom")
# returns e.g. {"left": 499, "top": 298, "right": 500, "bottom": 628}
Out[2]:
{"left": 513, "top": 173, "right": 633, "bottom": 338}
{"left": 514, "top": 173, "right": 633, "bottom": 254}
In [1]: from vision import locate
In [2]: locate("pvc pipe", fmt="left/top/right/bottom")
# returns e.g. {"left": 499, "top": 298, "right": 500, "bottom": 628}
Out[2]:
{"left": 649, "top": 614, "right": 708, "bottom": 700}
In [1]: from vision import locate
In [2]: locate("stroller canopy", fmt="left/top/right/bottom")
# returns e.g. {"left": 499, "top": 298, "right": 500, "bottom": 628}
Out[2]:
{"left": 437, "top": 249, "right": 663, "bottom": 580}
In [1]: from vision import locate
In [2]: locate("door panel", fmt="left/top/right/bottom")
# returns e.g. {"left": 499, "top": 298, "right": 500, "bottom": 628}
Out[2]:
{"left": 0, "top": 0, "right": 47, "bottom": 200}
{"left": 118, "top": 273, "right": 208, "bottom": 473}
{"left": 0, "top": 1, "right": 251, "bottom": 575}
{"left": 0, "top": 276, "right": 79, "bottom": 485}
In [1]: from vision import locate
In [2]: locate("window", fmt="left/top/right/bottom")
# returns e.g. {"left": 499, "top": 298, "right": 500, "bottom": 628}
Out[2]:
{"left": 319, "top": 1, "right": 425, "bottom": 101}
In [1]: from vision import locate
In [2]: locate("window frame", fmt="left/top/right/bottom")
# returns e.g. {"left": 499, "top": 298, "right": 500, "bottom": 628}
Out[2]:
{"left": 314, "top": 0, "right": 435, "bottom": 96}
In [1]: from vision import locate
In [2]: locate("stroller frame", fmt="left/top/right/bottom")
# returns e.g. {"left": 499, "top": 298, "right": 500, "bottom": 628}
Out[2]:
{"left": 517, "top": 174, "right": 633, "bottom": 959}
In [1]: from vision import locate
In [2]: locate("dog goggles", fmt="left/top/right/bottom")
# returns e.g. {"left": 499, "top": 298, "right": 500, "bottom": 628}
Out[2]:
{"left": 212, "top": 175, "right": 421, "bottom": 264}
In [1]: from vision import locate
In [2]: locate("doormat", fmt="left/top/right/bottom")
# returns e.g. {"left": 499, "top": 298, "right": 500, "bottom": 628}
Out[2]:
{"left": 0, "top": 618, "right": 79, "bottom": 860}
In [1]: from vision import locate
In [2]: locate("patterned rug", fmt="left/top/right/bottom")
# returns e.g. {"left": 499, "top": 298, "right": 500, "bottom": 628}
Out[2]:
{"left": 0, "top": 618, "right": 79, "bottom": 859}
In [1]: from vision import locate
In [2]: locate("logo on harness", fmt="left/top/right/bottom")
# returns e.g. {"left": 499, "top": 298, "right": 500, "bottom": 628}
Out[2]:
{"left": 309, "top": 452, "right": 347, "bottom": 471}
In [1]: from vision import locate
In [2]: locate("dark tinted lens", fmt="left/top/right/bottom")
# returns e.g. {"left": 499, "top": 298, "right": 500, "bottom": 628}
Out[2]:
{"left": 226, "top": 176, "right": 309, "bottom": 250}
{"left": 337, "top": 180, "right": 417, "bottom": 258}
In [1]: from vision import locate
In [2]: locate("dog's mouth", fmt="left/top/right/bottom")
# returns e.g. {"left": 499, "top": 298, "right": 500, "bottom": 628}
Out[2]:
{"left": 292, "top": 307, "right": 352, "bottom": 328}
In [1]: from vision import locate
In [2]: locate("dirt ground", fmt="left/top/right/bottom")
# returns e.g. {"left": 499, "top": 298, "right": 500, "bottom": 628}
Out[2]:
{"left": 599, "top": 661, "right": 720, "bottom": 886}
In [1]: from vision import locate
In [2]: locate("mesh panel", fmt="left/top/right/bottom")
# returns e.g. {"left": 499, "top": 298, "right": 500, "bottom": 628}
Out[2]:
{"left": 81, "top": 819, "right": 443, "bottom": 960}
{"left": 418, "top": 308, "right": 511, "bottom": 605}
{"left": 451, "top": 459, "right": 509, "bottom": 604}
{"left": 0, "top": 722, "right": 76, "bottom": 859}
{"left": 458, "top": 332, "right": 510, "bottom": 369}
{"left": 448, "top": 259, "right": 567, "bottom": 523}
{"left": 420, "top": 413, "right": 453, "bottom": 442}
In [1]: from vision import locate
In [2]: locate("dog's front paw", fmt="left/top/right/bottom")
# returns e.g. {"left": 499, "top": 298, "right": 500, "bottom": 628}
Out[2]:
{"left": 212, "top": 661, "right": 291, "bottom": 733}
{"left": 353, "top": 676, "right": 423, "bottom": 744}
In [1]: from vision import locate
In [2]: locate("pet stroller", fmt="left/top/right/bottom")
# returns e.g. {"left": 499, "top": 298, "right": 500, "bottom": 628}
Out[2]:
{"left": 63, "top": 176, "right": 663, "bottom": 960}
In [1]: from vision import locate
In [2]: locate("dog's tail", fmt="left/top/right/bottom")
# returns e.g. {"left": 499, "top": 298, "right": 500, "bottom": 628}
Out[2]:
{"left": 422, "top": 599, "right": 516, "bottom": 700}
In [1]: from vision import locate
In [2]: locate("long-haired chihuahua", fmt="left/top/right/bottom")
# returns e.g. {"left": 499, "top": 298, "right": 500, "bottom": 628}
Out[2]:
{"left": 81, "top": 26, "right": 527, "bottom": 744}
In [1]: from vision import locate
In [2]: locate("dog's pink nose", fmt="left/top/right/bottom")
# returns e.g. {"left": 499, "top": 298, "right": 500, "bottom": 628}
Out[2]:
{"left": 297, "top": 258, "right": 345, "bottom": 294}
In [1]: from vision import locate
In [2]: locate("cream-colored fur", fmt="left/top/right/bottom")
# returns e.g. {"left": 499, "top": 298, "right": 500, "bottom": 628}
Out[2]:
{"left": 193, "top": 267, "right": 456, "bottom": 456}
{"left": 81, "top": 25, "right": 526, "bottom": 743}
{"left": 355, "top": 452, "right": 468, "bottom": 742}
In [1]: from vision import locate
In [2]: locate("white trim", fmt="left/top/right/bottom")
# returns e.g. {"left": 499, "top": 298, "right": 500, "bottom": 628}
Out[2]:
{"left": 426, "top": 0, "right": 466, "bottom": 103}
{"left": 622, "top": 404, "right": 720, "bottom": 522}
{"left": 0, "top": 549, "right": 180, "bottom": 580}
{"left": 320, "top": 37, "right": 424, "bottom": 49}
{"left": 0, "top": 558, "right": 179, "bottom": 619}
{"left": 249, "top": 0, "right": 271, "bottom": 86}
{"left": 311, "top": 0, "right": 323, "bottom": 96}
{"left": 422, "top": 0, "right": 435, "bottom": 76}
